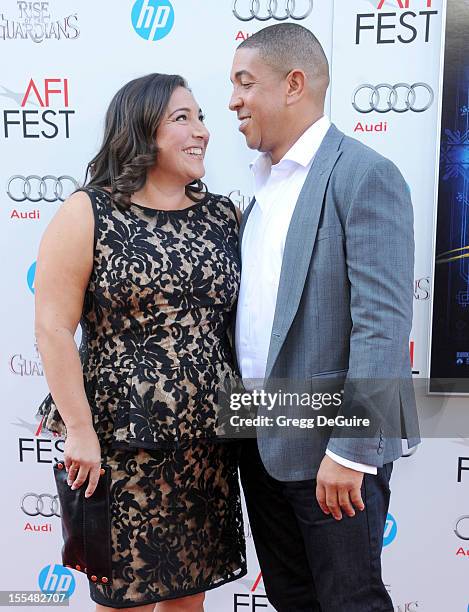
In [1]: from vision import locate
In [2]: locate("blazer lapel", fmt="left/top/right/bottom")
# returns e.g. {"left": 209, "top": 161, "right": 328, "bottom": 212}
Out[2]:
{"left": 264, "top": 124, "right": 344, "bottom": 381}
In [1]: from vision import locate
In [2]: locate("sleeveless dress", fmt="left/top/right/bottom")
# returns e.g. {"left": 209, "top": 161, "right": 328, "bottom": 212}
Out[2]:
{"left": 37, "top": 187, "right": 247, "bottom": 607}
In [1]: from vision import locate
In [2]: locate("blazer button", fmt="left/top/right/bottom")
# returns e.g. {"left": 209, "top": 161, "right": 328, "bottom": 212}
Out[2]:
{"left": 377, "top": 447, "right": 384, "bottom": 455}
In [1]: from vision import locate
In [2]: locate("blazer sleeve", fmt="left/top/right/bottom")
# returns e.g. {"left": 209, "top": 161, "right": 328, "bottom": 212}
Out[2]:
{"left": 326, "top": 157, "right": 415, "bottom": 466}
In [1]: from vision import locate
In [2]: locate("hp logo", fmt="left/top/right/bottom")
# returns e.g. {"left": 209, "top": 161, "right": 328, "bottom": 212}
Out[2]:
{"left": 383, "top": 513, "right": 397, "bottom": 547}
{"left": 38, "top": 564, "right": 75, "bottom": 598}
{"left": 27, "top": 261, "right": 36, "bottom": 295}
{"left": 131, "top": 0, "right": 174, "bottom": 41}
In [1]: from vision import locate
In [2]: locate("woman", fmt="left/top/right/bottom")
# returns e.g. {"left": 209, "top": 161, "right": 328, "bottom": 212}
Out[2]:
{"left": 35, "top": 73, "right": 246, "bottom": 611}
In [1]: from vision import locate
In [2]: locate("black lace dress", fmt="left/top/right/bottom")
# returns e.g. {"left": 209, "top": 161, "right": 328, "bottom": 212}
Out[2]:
{"left": 37, "top": 187, "right": 246, "bottom": 607}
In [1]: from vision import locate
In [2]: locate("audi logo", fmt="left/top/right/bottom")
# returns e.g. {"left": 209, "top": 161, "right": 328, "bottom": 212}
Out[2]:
{"left": 7, "top": 175, "right": 79, "bottom": 203}
{"left": 454, "top": 515, "right": 469, "bottom": 541}
{"left": 233, "top": 0, "right": 313, "bottom": 21}
{"left": 352, "top": 83, "right": 434, "bottom": 114}
{"left": 21, "top": 493, "right": 60, "bottom": 518}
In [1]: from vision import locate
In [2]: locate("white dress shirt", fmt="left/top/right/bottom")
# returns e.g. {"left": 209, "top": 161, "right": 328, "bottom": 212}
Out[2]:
{"left": 235, "top": 115, "right": 376, "bottom": 475}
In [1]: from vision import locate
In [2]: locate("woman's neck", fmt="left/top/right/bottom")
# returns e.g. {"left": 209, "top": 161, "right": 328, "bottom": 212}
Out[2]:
{"left": 133, "top": 174, "right": 192, "bottom": 211}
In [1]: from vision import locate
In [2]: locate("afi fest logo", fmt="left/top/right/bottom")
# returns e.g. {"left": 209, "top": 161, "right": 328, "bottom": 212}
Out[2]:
{"left": 1, "top": 78, "right": 74, "bottom": 139}
{"left": 234, "top": 570, "right": 274, "bottom": 610}
{"left": 131, "top": 0, "right": 174, "bottom": 41}
{"left": 0, "top": 1, "right": 79, "bottom": 42}
{"left": 458, "top": 457, "right": 469, "bottom": 483}
{"left": 14, "top": 416, "right": 65, "bottom": 465}
{"left": 356, "top": 0, "right": 438, "bottom": 45}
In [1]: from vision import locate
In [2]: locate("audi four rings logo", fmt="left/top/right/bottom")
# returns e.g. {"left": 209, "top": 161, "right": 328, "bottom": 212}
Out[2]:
{"left": 352, "top": 83, "right": 434, "bottom": 114}
{"left": 21, "top": 493, "right": 60, "bottom": 517}
{"left": 233, "top": 0, "right": 313, "bottom": 21}
{"left": 455, "top": 516, "right": 469, "bottom": 541}
{"left": 7, "top": 175, "right": 79, "bottom": 203}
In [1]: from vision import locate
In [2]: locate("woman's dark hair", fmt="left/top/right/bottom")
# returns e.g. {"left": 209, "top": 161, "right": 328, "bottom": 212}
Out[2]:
{"left": 85, "top": 73, "right": 206, "bottom": 210}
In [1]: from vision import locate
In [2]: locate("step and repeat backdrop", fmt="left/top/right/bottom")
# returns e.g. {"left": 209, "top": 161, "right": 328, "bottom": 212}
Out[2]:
{"left": 1, "top": 0, "right": 469, "bottom": 610}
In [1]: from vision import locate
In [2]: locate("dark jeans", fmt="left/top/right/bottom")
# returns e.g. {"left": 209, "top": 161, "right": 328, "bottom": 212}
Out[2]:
{"left": 240, "top": 440, "right": 393, "bottom": 612}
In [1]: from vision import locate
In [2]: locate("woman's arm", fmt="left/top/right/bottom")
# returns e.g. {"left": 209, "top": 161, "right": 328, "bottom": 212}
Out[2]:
{"left": 35, "top": 190, "right": 101, "bottom": 497}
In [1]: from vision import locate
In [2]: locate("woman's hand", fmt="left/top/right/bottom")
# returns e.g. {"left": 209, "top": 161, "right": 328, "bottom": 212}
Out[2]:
{"left": 64, "top": 424, "right": 102, "bottom": 498}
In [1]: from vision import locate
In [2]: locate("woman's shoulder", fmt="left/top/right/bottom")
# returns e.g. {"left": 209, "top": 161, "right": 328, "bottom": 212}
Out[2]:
{"left": 206, "top": 191, "right": 230, "bottom": 204}
{"left": 206, "top": 192, "right": 242, "bottom": 227}
{"left": 56, "top": 188, "right": 94, "bottom": 219}
{"left": 57, "top": 187, "right": 117, "bottom": 241}
{"left": 76, "top": 185, "right": 112, "bottom": 204}
{"left": 73, "top": 186, "right": 120, "bottom": 221}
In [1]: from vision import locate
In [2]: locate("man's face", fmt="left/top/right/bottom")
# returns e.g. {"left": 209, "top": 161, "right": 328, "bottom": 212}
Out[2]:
{"left": 229, "top": 48, "right": 286, "bottom": 158}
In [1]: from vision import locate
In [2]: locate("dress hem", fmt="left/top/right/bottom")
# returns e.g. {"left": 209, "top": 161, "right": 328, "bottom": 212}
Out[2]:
{"left": 89, "top": 564, "right": 248, "bottom": 608}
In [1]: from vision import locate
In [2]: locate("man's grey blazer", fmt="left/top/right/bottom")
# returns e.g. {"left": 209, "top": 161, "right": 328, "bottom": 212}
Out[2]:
{"left": 236, "top": 123, "right": 420, "bottom": 481}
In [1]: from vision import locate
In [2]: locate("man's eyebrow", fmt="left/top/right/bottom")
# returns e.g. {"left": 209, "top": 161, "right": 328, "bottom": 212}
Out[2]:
{"left": 231, "top": 70, "right": 255, "bottom": 82}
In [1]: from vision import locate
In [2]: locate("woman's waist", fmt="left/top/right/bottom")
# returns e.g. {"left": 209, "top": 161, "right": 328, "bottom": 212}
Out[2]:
{"left": 88, "top": 357, "right": 239, "bottom": 431}
{"left": 80, "top": 338, "right": 234, "bottom": 372}
{"left": 81, "top": 306, "right": 232, "bottom": 336}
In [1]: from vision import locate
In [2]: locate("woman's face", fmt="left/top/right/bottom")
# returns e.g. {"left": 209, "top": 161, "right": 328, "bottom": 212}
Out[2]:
{"left": 155, "top": 87, "right": 210, "bottom": 185}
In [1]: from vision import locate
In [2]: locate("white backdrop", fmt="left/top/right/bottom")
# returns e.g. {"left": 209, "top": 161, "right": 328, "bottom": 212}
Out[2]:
{"left": 1, "top": 1, "right": 468, "bottom": 610}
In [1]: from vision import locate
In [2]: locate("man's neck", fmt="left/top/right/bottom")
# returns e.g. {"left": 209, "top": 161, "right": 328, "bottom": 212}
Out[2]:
{"left": 270, "top": 110, "right": 324, "bottom": 165}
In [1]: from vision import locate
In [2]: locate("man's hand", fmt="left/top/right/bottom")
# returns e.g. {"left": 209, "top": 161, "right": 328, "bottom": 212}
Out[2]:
{"left": 316, "top": 455, "right": 365, "bottom": 520}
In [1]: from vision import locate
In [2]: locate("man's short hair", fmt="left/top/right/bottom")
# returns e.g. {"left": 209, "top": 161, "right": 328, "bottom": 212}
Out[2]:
{"left": 238, "top": 23, "right": 329, "bottom": 85}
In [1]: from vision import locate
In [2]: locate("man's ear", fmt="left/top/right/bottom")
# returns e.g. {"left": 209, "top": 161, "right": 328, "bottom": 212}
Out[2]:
{"left": 285, "top": 69, "right": 306, "bottom": 105}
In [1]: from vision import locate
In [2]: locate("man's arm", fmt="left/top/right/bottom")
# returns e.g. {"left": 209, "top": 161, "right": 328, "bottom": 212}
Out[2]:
{"left": 328, "top": 156, "right": 414, "bottom": 462}
{"left": 317, "top": 157, "right": 414, "bottom": 519}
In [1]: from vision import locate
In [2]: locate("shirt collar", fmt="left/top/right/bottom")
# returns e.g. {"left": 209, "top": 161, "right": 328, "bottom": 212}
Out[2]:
{"left": 250, "top": 114, "right": 331, "bottom": 180}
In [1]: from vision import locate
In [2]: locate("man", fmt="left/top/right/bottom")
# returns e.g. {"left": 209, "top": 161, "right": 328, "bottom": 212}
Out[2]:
{"left": 229, "top": 23, "right": 419, "bottom": 612}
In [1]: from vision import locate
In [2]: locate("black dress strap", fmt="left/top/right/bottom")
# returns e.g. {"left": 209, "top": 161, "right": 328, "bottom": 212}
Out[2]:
{"left": 74, "top": 186, "right": 102, "bottom": 253}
